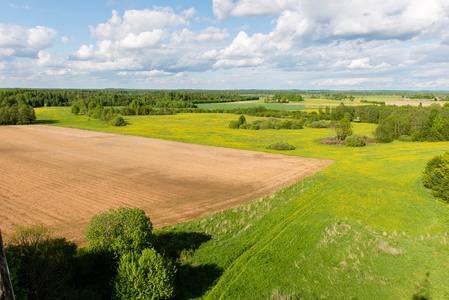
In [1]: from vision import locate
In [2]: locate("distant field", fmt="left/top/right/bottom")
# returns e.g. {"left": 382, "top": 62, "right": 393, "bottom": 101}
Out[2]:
{"left": 196, "top": 100, "right": 307, "bottom": 110}
{"left": 196, "top": 95, "right": 443, "bottom": 111}
{"left": 17, "top": 107, "right": 449, "bottom": 298}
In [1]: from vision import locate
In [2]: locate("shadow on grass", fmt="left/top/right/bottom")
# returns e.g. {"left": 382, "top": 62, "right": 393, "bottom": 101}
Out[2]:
{"left": 153, "top": 231, "right": 222, "bottom": 299}
{"left": 175, "top": 263, "right": 223, "bottom": 300}
{"left": 34, "top": 119, "right": 59, "bottom": 124}
{"left": 153, "top": 231, "right": 212, "bottom": 260}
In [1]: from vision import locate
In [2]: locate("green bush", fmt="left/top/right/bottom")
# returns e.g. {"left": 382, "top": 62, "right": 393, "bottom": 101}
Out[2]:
{"left": 309, "top": 120, "right": 329, "bottom": 128}
{"left": 345, "top": 134, "right": 366, "bottom": 147}
{"left": 266, "top": 141, "right": 295, "bottom": 151}
{"left": 398, "top": 135, "right": 412, "bottom": 142}
{"left": 334, "top": 119, "right": 353, "bottom": 140}
{"left": 228, "top": 120, "right": 239, "bottom": 129}
{"left": 114, "top": 248, "right": 176, "bottom": 300}
{"left": 237, "top": 115, "right": 247, "bottom": 125}
{"left": 85, "top": 207, "right": 153, "bottom": 258}
{"left": 423, "top": 152, "right": 449, "bottom": 201}
{"left": 111, "top": 116, "right": 126, "bottom": 126}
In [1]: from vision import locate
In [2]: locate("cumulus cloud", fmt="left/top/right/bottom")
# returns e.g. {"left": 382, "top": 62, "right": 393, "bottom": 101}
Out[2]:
{"left": 172, "top": 27, "right": 229, "bottom": 44}
{"left": 0, "top": 24, "right": 57, "bottom": 57}
{"left": 213, "top": 31, "right": 268, "bottom": 68}
{"left": 69, "top": 8, "right": 229, "bottom": 75}
{"left": 90, "top": 8, "right": 187, "bottom": 41}
{"left": 213, "top": 0, "right": 294, "bottom": 20}
{"left": 182, "top": 7, "right": 197, "bottom": 19}
{"left": 118, "top": 30, "right": 167, "bottom": 49}
{"left": 36, "top": 50, "right": 63, "bottom": 67}
{"left": 214, "top": 0, "right": 449, "bottom": 44}
{"left": 71, "top": 45, "right": 94, "bottom": 60}
{"left": 3, "top": 1, "right": 449, "bottom": 89}
{"left": 347, "top": 58, "right": 373, "bottom": 69}
{"left": 212, "top": 0, "right": 235, "bottom": 20}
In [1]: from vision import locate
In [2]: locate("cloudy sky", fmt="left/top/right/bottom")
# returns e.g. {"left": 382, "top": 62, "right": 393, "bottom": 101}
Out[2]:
{"left": 1, "top": 0, "right": 449, "bottom": 90}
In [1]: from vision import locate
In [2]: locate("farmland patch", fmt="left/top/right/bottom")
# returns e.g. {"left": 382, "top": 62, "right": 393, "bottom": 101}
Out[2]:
{"left": 0, "top": 125, "right": 333, "bottom": 245}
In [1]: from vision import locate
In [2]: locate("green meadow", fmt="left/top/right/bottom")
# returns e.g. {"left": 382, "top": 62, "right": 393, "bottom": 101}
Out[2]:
{"left": 36, "top": 107, "right": 449, "bottom": 299}
{"left": 195, "top": 95, "right": 407, "bottom": 112}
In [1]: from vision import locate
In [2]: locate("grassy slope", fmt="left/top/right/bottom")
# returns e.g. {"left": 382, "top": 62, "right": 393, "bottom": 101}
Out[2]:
{"left": 36, "top": 108, "right": 449, "bottom": 299}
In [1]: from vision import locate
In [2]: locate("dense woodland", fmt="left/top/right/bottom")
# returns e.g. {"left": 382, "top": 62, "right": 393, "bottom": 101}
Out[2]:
{"left": 0, "top": 89, "right": 259, "bottom": 108}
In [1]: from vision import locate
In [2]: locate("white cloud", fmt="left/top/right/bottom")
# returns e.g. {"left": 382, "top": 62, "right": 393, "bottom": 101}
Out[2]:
{"left": 212, "top": 0, "right": 235, "bottom": 21}
{"left": 172, "top": 27, "right": 229, "bottom": 44}
{"left": 213, "top": 0, "right": 294, "bottom": 20}
{"left": 71, "top": 45, "right": 94, "bottom": 60}
{"left": 232, "top": 0, "right": 293, "bottom": 17}
{"left": 37, "top": 50, "right": 63, "bottom": 67}
{"left": 182, "top": 7, "right": 197, "bottom": 19}
{"left": 314, "top": 78, "right": 372, "bottom": 87}
{"left": 119, "top": 30, "right": 167, "bottom": 49}
{"left": 90, "top": 8, "right": 188, "bottom": 41}
{"left": 213, "top": 31, "right": 267, "bottom": 68}
{"left": 2, "top": 1, "right": 449, "bottom": 89}
{"left": 347, "top": 58, "right": 373, "bottom": 69}
{"left": 0, "top": 24, "right": 57, "bottom": 57}
{"left": 196, "top": 27, "right": 230, "bottom": 43}
{"left": 117, "top": 70, "right": 172, "bottom": 77}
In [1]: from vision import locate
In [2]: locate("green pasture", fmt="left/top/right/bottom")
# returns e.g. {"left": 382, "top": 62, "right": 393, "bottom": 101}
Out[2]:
{"left": 35, "top": 107, "right": 449, "bottom": 299}
{"left": 196, "top": 94, "right": 407, "bottom": 111}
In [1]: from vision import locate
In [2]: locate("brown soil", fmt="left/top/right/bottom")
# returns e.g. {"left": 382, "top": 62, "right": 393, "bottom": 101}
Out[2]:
{"left": 0, "top": 125, "right": 334, "bottom": 245}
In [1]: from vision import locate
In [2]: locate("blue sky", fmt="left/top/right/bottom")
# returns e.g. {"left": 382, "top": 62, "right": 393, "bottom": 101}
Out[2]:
{"left": 1, "top": 0, "right": 449, "bottom": 90}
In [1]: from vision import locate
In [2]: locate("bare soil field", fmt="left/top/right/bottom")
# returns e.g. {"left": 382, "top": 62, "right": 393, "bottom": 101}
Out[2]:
{"left": 0, "top": 125, "right": 334, "bottom": 245}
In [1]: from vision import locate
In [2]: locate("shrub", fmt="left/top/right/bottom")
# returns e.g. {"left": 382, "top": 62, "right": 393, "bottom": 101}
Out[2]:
{"left": 309, "top": 120, "right": 329, "bottom": 128}
{"left": 423, "top": 152, "right": 449, "bottom": 201}
{"left": 318, "top": 137, "right": 344, "bottom": 145}
{"left": 111, "top": 116, "right": 126, "bottom": 126}
{"left": 114, "top": 248, "right": 176, "bottom": 300}
{"left": 398, "top": 135, "right": 412, "bottom": 142}
{"left": 85, "top": 207, "right": 153, "bottom": 258}
{"left": 266, "top": 141, "right": 295, "bottom": 151}
{"left": 228, "top": 120, "right": 239, "bottom": 129}
{"left": 334, "top": 119, "right": 353, "bottom": 140}
{"left": 237, "top": 115, "right": 247, "bottom": 125}
{"left": 345, "top": 134, "right": 366, "bottom": 147}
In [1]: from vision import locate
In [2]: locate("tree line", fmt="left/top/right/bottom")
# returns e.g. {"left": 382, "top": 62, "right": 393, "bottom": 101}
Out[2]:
{"left": 0, "top": 89, "right": 259, "bottom": 108}
{"left": 328, "top": 102, "right": 449, "bottom": 142}
{"left": 0, "top": 105, "right": 36, "bottom": 125}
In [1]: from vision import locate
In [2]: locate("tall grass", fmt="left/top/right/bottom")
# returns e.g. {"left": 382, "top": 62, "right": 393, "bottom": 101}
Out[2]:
{"left": 35, "top": 108, "right": 449, "bottom": 299}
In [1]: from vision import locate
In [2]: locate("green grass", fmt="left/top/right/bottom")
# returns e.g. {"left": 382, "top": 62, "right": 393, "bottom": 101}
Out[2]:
{"left": 196, "top": 95, "right": 406, "bottom": 111}
{"left": 35, "top": 107, "right": 449, "bottom": 299}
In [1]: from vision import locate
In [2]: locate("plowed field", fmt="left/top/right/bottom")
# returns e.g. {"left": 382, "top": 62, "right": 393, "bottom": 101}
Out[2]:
{"left": 0, "top": 125, "right": 334, "bottom": 245}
